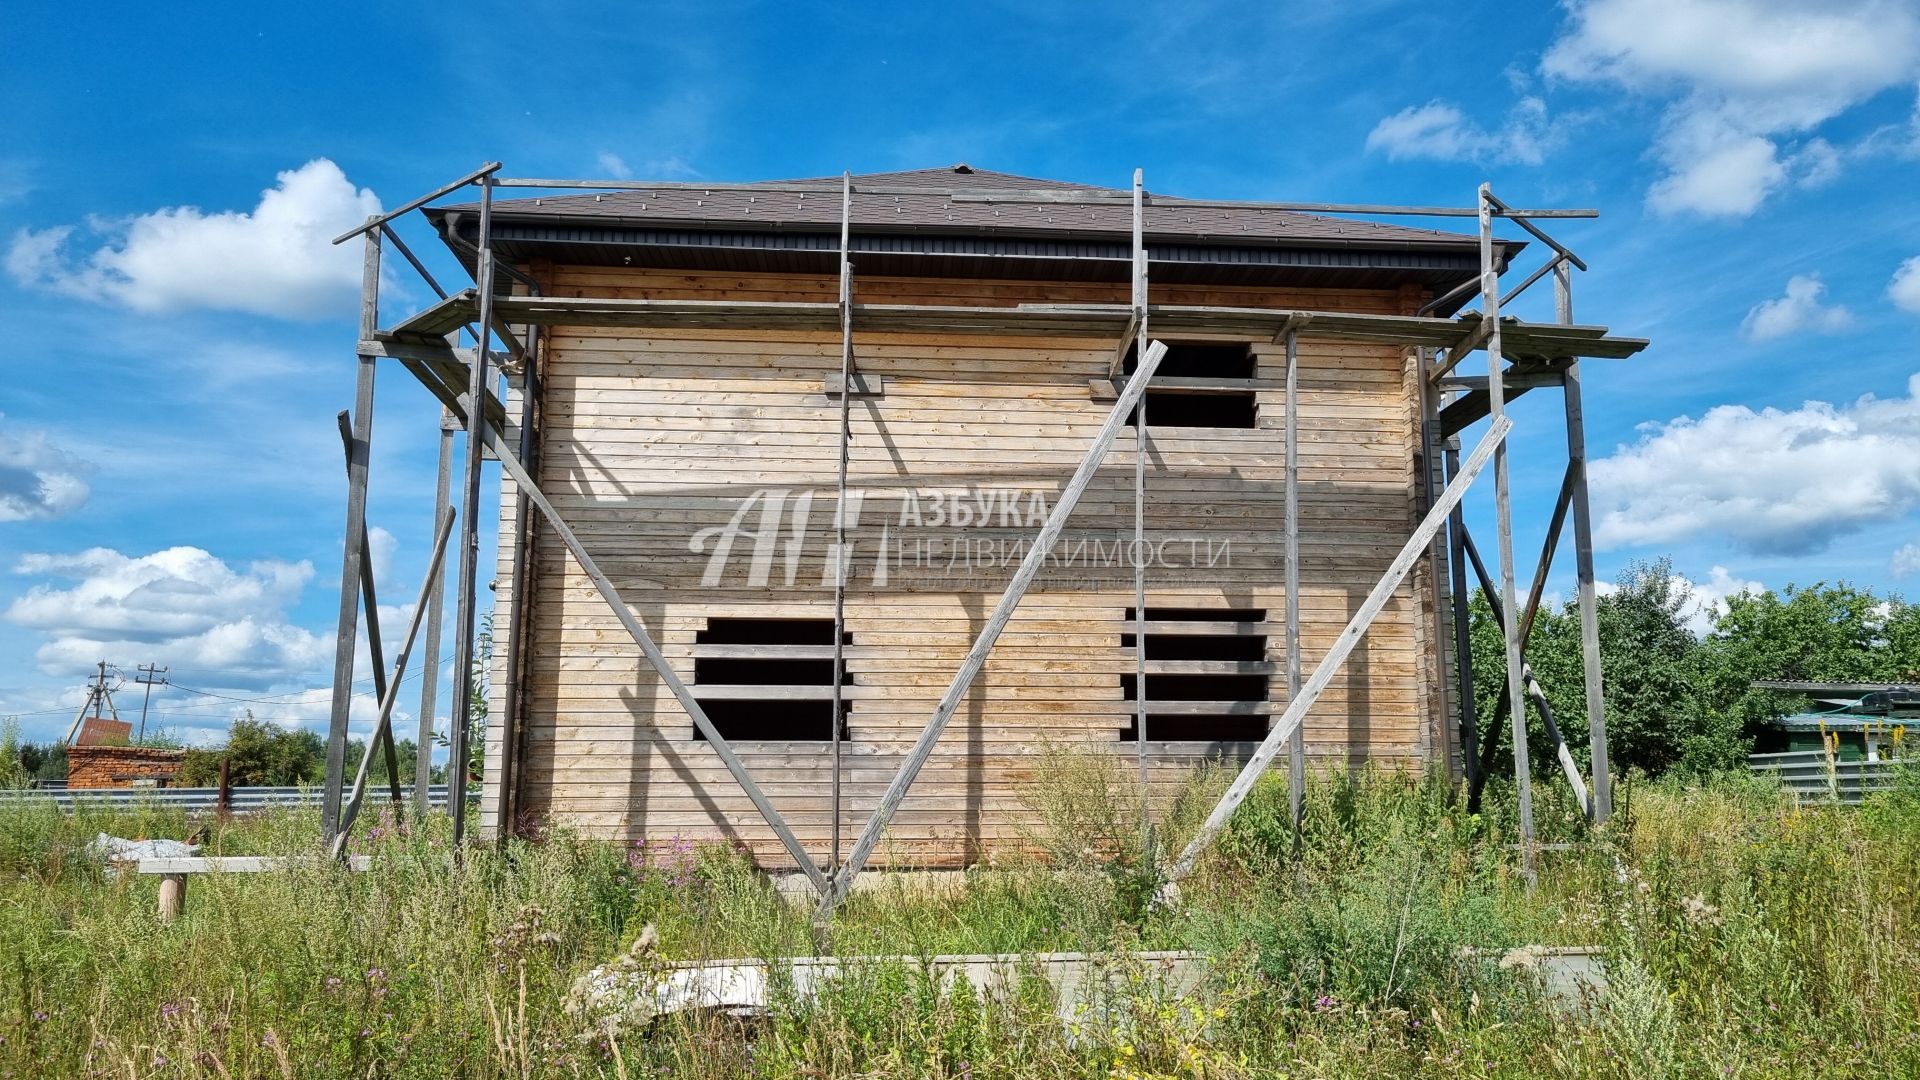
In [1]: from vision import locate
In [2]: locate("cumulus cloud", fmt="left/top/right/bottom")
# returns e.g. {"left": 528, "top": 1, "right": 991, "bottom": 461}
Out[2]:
{"left": 1365, "top": 97, "right": 1567, "bottom": 165}
{"left": 1589, "top": 374, "right": 1920, "bottom": 554}
{"left": 6, "top": 545, "right": 327, "bottom": 685}
{"left": 1544, "top": 0, "right": 1920, "bottom": 216}
{"left": 5, "top": 159, "right": 380, "bottom": 319}
{"left": 1741, "top": 275, "right": 1856, "bottom": 341}
{"left": 1890, "top": 256, "right": 1920, "bottom": 313}
{"left": 0, "top": 416, "right": 91, "bottom": 522}
{"left": 1594, "top": 564, "right": 1764, "bottom": 635}
{"left": 1679, "top": 566, "right": 1767, "bottom": 636}
{"left": 1894, "top": 541, "right": 1920, "bottom": 576}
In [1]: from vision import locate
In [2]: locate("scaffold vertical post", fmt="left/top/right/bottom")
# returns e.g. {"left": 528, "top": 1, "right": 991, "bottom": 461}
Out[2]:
{"left": 323, "top": 221, "right": 382, "bottom": 844}
{"left": 1480, "top": 182, "right": 1536, "bottom": 884}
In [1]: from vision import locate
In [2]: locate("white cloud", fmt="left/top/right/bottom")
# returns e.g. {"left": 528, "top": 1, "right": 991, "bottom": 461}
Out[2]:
{"left": 1365, "top": 97, "right": 1566, "bottom": 165}
{"left": 1893, "top": 541, "right": 1920, "bottom": 575}
{"left": 6, "top": 159, "right": 381, "bottom": 319}
{"left": 1593, "top": 564, "right": 1764, "bottom": 636}
{"left": 6, "top": 546, "right": 327, "bottom": 685}
{"left": 1741, "top": 274, "right": 1855, "bottom": 341}
{"left": 1890, "top": 256, "right": 1920, "bottom": 313}
{"left": 1590, "top": 374, "right": 1920, "bottom": 554}
{"left": 596, "top": 152, "right": 633, "bottom": 179}
{"left": 0, "top": 416, "right": 91, "bottom": 522}
{"left": 1543, "top": 0, "right": 1920, "bottom": 216}
{"left": 1681, "top": 566, "right": 1767, "bottom": 636}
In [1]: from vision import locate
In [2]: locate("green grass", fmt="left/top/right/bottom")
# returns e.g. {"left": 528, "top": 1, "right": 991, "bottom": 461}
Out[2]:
{"left": 1, "top": 757, "right": 1916, "bottom": 1077}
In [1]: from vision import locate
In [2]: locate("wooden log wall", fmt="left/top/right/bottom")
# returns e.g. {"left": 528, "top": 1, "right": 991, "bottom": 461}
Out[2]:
{"left": 480, "top": 267, "right": 1449, "bottom": 866}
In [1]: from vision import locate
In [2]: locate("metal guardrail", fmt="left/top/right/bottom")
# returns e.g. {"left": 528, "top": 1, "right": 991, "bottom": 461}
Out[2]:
{"left": 1749, "top": 751, "right": 1907, "bottom": 805}
{"left": 0, "top": 785, "right": 476, "bottom": 813}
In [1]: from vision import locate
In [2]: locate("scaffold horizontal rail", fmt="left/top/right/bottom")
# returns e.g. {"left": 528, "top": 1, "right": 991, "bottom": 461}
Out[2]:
{"left": 376, "top": 293, "right": 1648, "bottom": 361}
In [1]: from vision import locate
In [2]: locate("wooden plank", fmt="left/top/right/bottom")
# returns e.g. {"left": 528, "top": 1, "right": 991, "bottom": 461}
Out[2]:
{"left": 833, "top": 170, "right": 855, "bottom": 872}
{"left": 1481, "top": 184, "right": 1535, "bottom": 884}
{"left": 135, "top": 856, "right": 375, "bottom": 874}
{"left": 416, "top": 414, "right": 455, "bottom": 817}
{"left": 333, "top": 508, "right": 455, "bottom": 856}
{"left": 323, "top": 228, "right": 381, "bottom": 843}
{"left": 376, "top": 293, "right": 1647, "bottom": 359}
{"left": 1561, "top": 264, "right": 1610, "bottom": 821}
{"left": 1285, "top": 327, "right": 1304, "bottom": 837}
{"left": 448, "top": 181, "right": 494, "bottom": 845}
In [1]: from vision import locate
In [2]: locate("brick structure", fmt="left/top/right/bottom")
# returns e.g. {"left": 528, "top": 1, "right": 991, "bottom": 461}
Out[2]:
{"left": 66, "top": 745, "right": 186, "bottom": 789}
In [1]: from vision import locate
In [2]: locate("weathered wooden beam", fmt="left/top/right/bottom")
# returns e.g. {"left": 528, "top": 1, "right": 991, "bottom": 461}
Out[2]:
{"left": 1483, "top": 190, "right": 1589, "bottom": 271}
{"left": 492, "top": 330, "right": 542, "bottom": 841}
{"left": 1416, "top": 349, "right": 1457, "bottom": 784}
{"left": 486, "top": 175, "right": 1596, "bottom": 217}
{"left": 1444, "top": 438, "right": 1480, "bottom": 792}
{"left": 332, "top": 508, "right": 455, "bottom": 856}
{"left": 332, "top": 162, "right": 502, "bottom": 245}
{"left": 323, "top": 226, "right": 382, "bottom": 844}
{"left": 1284, "top": 327, "right": 1304, "bottom": 841}
{"left": 1131, "top": 168, "right": 1151, "bottom": 848}
{"left": 1559, "top": 262, "right": 1611, "bottom": 823}
{"left": 823, "top": 372, "right": 883, "bottom": 397}
{"left": 1481, "top": 181, "right": 1536, "bottom": 885}
{"left": 1157, "top": 415, "right": 1513, "bottom": 898}
{"left": 377, "top": 293, "right": 1648, "bottom": 359}
{"left": 1426, "top": 315, "right": 1494, "bottom": 382}
{"left": 1435, "top": 371, "right": 1566, "bottom": 394}
{"left": 1456, "top": 519, "right": 1591, "bottom": 815}
{"left": 1439, "top": 365, "right": 1566, "bottom": 438}
{"left": 819, "top": 341, "right": 1173, "bottom": 918}
{"left": 333, "top": 413, "right": 404, "bottom": 815}
{"left": 447, "top": 177, "right": 495, "bottom": 847}
{"left": 830, "top": 171, "right": 855, "bottom": 875}
{"left": 415, "top": 412, "right": 455, "bottom": 818}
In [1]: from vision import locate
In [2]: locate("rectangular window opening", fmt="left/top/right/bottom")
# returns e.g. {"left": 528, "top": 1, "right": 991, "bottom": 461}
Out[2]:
{"left": 691, "top": 616, "right": 849, "bottom": 742}
{"left": 1119, "top": 606, "right": 1270, "bottom": 743}
{"left": 1123, "top": 341, "right": 1258, "bottom": 429}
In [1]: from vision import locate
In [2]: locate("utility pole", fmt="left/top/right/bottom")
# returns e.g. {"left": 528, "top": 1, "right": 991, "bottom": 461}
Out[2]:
{"left": 64, "top": 661, "right": 124, "bottom": 745}
{"left": 134, "top": 663, "right": 169, "bottom": 744}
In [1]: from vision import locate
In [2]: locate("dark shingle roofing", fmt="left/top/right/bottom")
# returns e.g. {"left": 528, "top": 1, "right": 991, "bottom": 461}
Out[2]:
{"left": 447, "top": 164, "right": 1487, "bottom": 252}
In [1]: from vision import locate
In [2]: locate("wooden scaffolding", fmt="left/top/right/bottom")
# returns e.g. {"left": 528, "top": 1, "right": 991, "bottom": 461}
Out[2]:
{"left": 318, "top": 163, "right": 1645, "bottom": 913}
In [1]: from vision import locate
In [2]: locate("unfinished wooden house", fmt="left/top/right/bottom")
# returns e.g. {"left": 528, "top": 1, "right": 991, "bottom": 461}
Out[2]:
{"left": 323, "top": 163, "right": 1644, "bottom": 900}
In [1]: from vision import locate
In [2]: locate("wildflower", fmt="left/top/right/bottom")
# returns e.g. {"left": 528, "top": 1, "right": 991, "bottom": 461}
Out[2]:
{"left": 152, "top": 1054, "right": 168, "bottom": 1067}
{"left": 1680, "top": 895, "right": 1722, "bottom": 927}
{"left": 324, "top": 976, "right": 343, "bottom": 993}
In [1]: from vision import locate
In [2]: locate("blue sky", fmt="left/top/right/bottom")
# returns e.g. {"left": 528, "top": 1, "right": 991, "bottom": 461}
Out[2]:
{"left": 3, "top": 1, "right": 1918, "bottom": 745}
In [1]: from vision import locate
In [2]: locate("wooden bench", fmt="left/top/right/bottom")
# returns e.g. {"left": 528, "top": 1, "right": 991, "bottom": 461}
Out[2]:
{"left": 133, "top": 856, "right": 373, "bottom": 923}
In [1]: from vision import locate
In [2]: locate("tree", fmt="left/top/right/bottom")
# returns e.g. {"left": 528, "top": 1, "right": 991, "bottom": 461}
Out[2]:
{"left": 1697, "top": 583, "right": 1919, "bottom": 763}
{"left": 0, "top": 718, "right": 25, "bottom": 789}
{"left": 1469, "top": 558, "right": 1709, "bottom": 778}
{"left": 176, "top": 712, "right": 328, "bottom": 786}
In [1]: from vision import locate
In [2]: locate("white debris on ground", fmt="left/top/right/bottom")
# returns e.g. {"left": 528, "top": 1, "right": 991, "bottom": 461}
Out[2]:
{"left": 88, "top": 833, "right": 200, "bottom": 870}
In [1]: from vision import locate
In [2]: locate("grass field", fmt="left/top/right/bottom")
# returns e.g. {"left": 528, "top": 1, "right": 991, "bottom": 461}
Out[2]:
{"left": 1, "top": 755, "right": 1915, "bottom": 1078}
